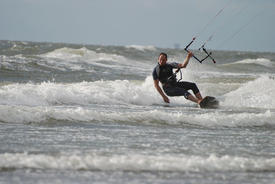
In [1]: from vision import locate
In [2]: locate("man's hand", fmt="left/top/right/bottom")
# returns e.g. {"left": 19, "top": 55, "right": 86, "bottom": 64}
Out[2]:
{"left": 154, "top": 80, "right": 170, "bottom": 103}
{"left": 187, "top": 51, "right": 193, "bottom": 58}
{"left": 163, "top": 96, "right": 170, "bottom": 103}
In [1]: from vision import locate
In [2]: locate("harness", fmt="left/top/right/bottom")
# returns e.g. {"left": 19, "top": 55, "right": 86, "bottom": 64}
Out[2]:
{"left": 155, "top": 64, "right": 182, "bottom": 86}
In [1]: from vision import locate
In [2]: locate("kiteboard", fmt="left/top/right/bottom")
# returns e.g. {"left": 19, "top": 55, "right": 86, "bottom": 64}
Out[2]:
{"left": 199, "top": 96, "right": 219, "bottom": 109}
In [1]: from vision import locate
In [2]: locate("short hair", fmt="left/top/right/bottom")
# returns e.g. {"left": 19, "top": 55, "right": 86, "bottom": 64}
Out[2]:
{"left": 159, "top": 52, "right": 167, "bottom": 59}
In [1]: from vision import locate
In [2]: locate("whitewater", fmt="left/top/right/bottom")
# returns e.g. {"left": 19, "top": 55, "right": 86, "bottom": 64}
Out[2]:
{"left": 1, "top": 40, "right": 275, "bottom": 184}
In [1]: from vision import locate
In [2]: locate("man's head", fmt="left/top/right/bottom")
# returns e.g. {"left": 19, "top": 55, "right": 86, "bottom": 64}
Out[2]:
{"left": 158, "top": 52, "right": 167, "bottom": 66}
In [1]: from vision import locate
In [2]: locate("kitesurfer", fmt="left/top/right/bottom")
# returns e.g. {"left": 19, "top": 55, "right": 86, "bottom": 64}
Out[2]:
{"left": 152, "top": 52, "right": 203, "bottom": 104}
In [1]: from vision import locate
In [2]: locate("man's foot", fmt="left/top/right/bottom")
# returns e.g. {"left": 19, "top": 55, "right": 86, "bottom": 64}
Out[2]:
{"left": 198, "top": 98, "right": 204, "bottom": 105}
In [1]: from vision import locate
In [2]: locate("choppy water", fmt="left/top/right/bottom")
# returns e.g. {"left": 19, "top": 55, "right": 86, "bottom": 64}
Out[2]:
{"left": 1, "top": 40, "right": 275, "bottom": 184}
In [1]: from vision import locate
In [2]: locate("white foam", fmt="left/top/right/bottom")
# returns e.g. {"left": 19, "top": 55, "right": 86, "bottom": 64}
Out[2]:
{"left": 1, "top": 76, "right": 275, "bottom": 126}
{"left": 223, "top": 75, "right": 275, "bottom": 109}
{"left": 234, "top": 58, "right": 274, "bottom": 67}
{"left": 42, "top": 47, "right": 126, "bottom": 63}
{"left": 40, "top": 47, "right": 152, "bottom": 72}
{"left": 0, "top": 77, "right": 162, "bottom": 107}
{"left": 1, "top": 153, "right": 275, "bottom": 172}
{"left": 0, "top": 103, "right": 274, "bottom": 127}
{"left": 126, "top": 45, "right": 157, "bottom": 51}
{"left": 0, "top": 55, "right": 34, "bottom": 71}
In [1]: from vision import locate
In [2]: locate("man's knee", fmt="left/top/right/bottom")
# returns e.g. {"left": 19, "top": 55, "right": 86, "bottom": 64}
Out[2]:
{"left": 183, "top": 91, "right": 191, "bottom": 99}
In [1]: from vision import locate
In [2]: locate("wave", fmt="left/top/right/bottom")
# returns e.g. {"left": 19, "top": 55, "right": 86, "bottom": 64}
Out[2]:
{"left": 1, "top": 152, "right": 275, "bottom": 172}
{"left": 40, "top": 47, "right": 153, "bottom": 74}
{"left": 0, "top": 55, "right": 37, "bottom": 72}
{"left": 0, "top": 104, "right": 274, "bottom": 127}
{"left": 41, "top": 47, "right": 127, "bottom": 63}
{"left": 40, "top": 47, "right": 130, "bottom": 70}
{"left": 1, "top": 75, "right": 275, "bottom": 126}
{"left": 125, "top": 45, "right": 157, "bottom": 51}
{"left": 0, "top": 77, "right": 160, "bottom": 107}
{"left": 0, "top": 46, "right": 152, "bottom": 73}
{"left": 220, "top": 58, "right": 275, "bottom": 73}
{"left": 223, "top": 75, "right": 275, "bottom": 109}
{"left": 1, "top": 74, "right": 274, "bottom": 109}
{"left": 0, "top": 48, "right": 153, "bottom": 83}
{"left": 233, "top": 58, "right": 274, "bottom": 67}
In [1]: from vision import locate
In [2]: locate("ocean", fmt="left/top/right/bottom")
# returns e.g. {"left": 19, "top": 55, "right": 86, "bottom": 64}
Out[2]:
{"left": 0, "top": 40, "right": 275, "bottom": 184}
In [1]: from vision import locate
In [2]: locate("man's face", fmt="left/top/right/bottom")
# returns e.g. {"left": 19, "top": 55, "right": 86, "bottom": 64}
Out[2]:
{"left": 158, "top": 54, "right": 167, "bottom": 66}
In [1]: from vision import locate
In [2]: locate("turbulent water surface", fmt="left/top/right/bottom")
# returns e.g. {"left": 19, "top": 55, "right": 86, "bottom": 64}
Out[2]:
{"left": 1, "top": 40, "right": 275, "bottom": 184}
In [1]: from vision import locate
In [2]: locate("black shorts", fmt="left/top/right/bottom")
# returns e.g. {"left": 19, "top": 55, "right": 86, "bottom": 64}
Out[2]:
{"left": 163, "top": 81, "right": 200, "bottom": 99}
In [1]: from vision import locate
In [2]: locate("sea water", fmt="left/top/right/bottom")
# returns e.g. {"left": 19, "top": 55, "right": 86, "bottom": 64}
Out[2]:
{"left": 0, "top": 40, "right": 275, "bottom": 184}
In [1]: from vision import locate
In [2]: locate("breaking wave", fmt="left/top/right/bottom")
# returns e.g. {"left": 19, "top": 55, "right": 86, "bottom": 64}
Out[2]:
{"left": 1, "top": 152, "right": 275, "bottom": 172}
{"left": 224, "top": 75, "right": 275, "bottom": 109}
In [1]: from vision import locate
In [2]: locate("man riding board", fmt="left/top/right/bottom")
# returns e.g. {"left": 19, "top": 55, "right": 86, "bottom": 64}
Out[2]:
{"left": 152, "top": 52, "right": 203, "bottom": 104}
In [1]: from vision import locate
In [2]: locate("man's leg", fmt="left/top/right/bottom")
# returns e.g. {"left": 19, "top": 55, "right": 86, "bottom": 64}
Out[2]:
{"left": 176, "top": 82, "right": 203, "bottom": 104}
{"left": 187, "top": 94, "right": 199, "bottom": 103}
{"left": 187, "top": 94, "right": 204, "bottom": 104}
{"left": 195, "top": 92, "right": 203, "bottom": 100}
{"left": 164, "top": 82, "right": 204, "bottom": 104}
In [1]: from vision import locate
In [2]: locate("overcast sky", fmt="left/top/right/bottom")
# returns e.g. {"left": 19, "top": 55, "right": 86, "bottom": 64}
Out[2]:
{"left": 1, "top": 0, "right": 275, "bottom": 52}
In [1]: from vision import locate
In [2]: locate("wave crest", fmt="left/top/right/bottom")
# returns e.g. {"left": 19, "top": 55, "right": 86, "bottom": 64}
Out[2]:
{"left": 224, "top": 75, "right": 275, "bottom": 109}
{"left": 1, "top": 153, "right": 275, "bottom": 172}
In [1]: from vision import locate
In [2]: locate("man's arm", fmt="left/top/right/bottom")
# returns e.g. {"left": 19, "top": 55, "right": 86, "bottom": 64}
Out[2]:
{"left": 153, "top": 79, "right": 170, "bottom": 103}
{"left": 178, "top": 52, "right": 193, "bottom": 68}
